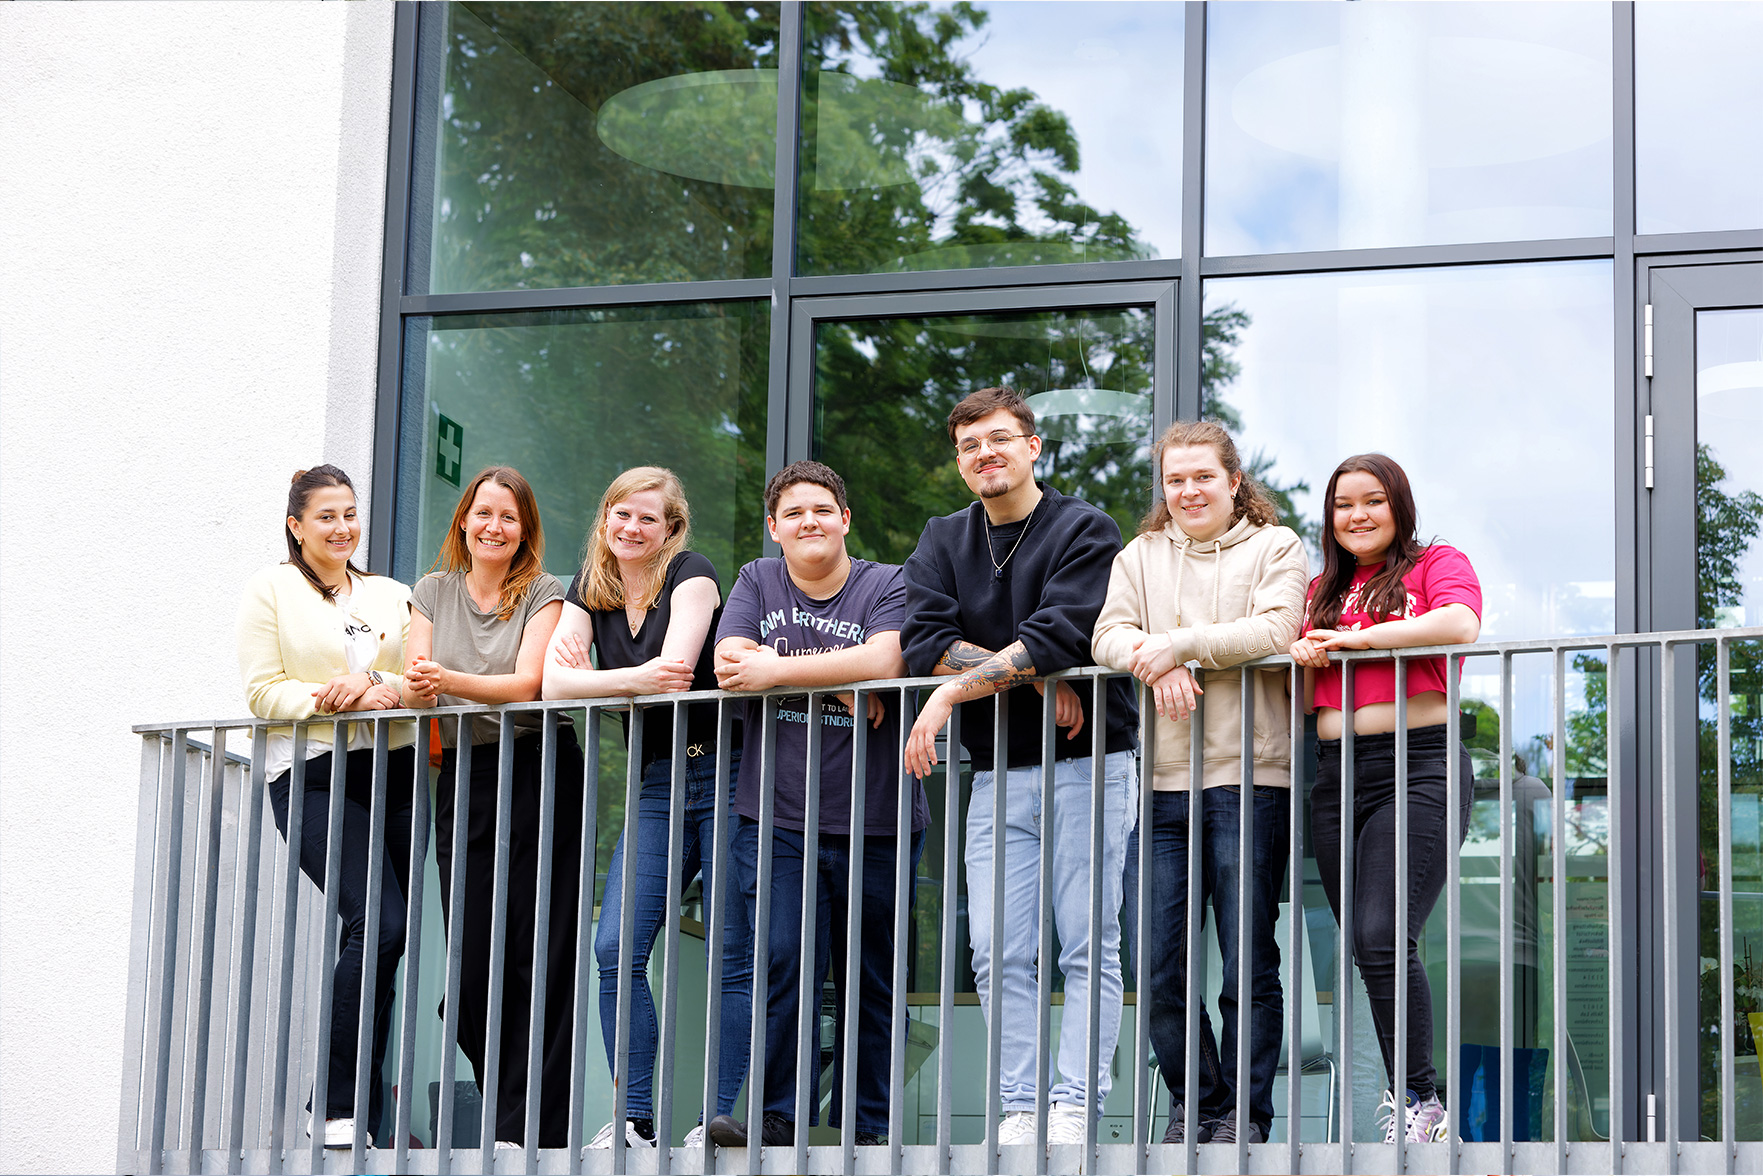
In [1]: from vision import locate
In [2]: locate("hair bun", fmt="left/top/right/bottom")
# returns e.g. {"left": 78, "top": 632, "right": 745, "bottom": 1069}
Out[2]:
{"left": 291, "top": 469, "right": 309, "bottom": 484}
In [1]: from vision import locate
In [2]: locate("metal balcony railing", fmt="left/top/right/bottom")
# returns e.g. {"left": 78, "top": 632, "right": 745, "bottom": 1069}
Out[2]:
{"left": 119, "top": 626, "right": 1763, "bottom": 1175}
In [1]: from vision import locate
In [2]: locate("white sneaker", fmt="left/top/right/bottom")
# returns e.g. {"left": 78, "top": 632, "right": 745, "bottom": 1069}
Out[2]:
{"left": 1045, "top": 1103, "right": 1088, "bottom": 1145}
{"left": 996, "top": 1110, "right": 1037, "bottom": 1146}
{"left": 310, "top": 1116, "right": 371, "bottom": 1149}
{"left": 683, "top": 1123, "right": 706, "bottom": 1148}
{"left": 1407, "top": 1093, "right": 1449, "bottom": 1142}
{"left": 586, "top": 1120, "right": 657, "bottom": 1150}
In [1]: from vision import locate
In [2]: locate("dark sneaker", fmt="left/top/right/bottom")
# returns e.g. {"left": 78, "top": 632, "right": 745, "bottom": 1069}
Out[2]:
{"left": 1162, "top": 1105, "right": 1211, "bottom": 1145}
{"left": 759, "top": 1112, "right": 795, "bottom": 1146}
{"left": 1205, "top": 1116, "right": 1265, "bottom": 1145}
{"left": 706, "top": 1114, "right": 747, "bottom": 1148}
{"left": 854, "top": 1130, "right": 887, "bottom": 1146}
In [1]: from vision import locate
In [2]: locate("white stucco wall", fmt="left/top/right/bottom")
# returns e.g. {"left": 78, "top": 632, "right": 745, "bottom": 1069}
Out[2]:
{"left": 0, "top": 4, "right": 395, "bottom": 1171}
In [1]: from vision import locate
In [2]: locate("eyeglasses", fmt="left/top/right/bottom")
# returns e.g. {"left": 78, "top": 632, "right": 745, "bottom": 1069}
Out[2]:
{"left": 956, "top": 431, "right": 1033, "bottom": 458}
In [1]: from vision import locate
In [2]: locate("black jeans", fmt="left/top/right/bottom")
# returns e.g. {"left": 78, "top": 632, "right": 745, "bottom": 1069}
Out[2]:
{"left": 436, "top": 728, "right": 585, "bottom": 1147}
{"left": 268, "top": 745, "right": 417, "bottom": 1132}
{"left": 1123, "top": 786, "right": 1290, "bottom": 1134}
{"left": 1311, "top": 724, "right": 1471, "bottom": 1101}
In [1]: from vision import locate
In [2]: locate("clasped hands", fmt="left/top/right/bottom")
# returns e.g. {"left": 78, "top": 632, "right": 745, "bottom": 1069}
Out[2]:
{"left": 1288, "top": 627, "right": 1370, "bottom": 668}
{"left": 312, "top": 672, "right": 399, "bottom": 713}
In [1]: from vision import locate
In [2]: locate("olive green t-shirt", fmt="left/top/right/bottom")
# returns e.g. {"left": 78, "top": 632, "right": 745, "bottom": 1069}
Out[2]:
{"left": 410, "top": 569, "right": 566, "bottom": 747}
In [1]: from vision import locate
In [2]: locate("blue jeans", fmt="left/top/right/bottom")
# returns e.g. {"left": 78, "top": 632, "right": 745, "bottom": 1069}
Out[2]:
{"left": 731, "top": 818, "right": 925, "bottom": 1132}
{"left": 1122, "top": 785, "right": 1289, "bottom": 1134}
{"left": 966, "top": 751, "right": 1136, "bottom": 1111}
{"left": 596, "top": 749, "right": 751, "bottom": 1120}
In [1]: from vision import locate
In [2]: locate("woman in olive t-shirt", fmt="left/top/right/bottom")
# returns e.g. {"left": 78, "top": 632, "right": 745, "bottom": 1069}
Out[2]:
{"left": 406, "top": 466, "right": 582, "bottom": 1150}
{"left": 542, "top": 465, "right": 747, "bottom": 1152}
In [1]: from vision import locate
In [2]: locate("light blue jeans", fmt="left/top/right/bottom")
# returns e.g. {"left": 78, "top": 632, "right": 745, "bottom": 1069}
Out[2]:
{"left": 965, "top": 750, "right": 1137, "bottom": 1111}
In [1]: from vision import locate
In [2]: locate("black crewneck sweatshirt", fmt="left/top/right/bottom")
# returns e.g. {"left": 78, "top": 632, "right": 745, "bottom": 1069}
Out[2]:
{"left": 901, "top": 483, "right": 1138, "bottom": 769}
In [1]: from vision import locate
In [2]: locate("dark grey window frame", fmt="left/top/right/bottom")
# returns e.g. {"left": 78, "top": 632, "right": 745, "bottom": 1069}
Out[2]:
{"left": 370, "top": 1, "right": 1763, "bottom": 1138}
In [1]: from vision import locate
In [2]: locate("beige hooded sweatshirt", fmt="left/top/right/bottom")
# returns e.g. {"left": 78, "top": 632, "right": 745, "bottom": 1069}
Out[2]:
{"left": 1092, "top": 516, "right": 1310, "bottom": 790}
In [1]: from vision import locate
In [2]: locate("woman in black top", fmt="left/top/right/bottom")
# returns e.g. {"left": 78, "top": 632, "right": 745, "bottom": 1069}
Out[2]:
{"left": 542, "top": 466, "right": 747, "bottom": 1151}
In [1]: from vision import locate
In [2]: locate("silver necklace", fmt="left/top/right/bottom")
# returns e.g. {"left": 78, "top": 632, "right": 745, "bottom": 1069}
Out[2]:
{"left": 985, "top": 507, "right": 1038, "bottom": 579}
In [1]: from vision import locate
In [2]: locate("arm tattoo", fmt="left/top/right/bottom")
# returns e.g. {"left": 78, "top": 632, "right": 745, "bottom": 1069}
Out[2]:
{"left": 957, "top": 642, "right": 1039, "bottom": 695}
{"left": 936, "top": 639, "right": 995, "bottom": 672}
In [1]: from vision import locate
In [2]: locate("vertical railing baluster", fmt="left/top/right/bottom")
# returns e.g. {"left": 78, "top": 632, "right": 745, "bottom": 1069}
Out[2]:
{"left": 1499, "top": 653, "right": 1514, "bottom": 1176}
{"left": 1606, "top": 645, "right": 1624, "bottom": 1176}
{"left": 889, "top": 685, "right": 914, "bottom": 1176}
{"left": 984, "top": 691, "right": 1007, "bottom": 1176}
{"left": 348, "top": 721, "right": 390, "bottom": 1172}
{"left": 1287, "top": 664, "right": 1305, "bottom": 1172}
{"left": 841, "top": 691, "right": 870, "bottom": 1176}
{"left": 525, "top": 709, "right": 559, "bottom": 1173}
{"left": 747, "top": 697, "right": 778, "bottom": 1176}
{"left": 699, "top": 702, "right": 731, "bottom": 1176}
{"left": 1717, "top": 637, "right": 1736, "bottom": 1174}
{"left": 657, "top": 702, "right": 689, "bottom": 1172}
{"left": 225, "top": 728, "right": 267, "bottom": 1176}
{"left": 1446, "top": 657, "right": 1463, "bottom": 1176}
{"left": 1395, "top": 659, "right": 1409, "bottom": 1168}
{"left": 268, "top": 727, "right": 307, "bottom": 1176}
{"left": 393, "top": 716, "right": 430, "bottom": 1176}
{"left": 1236, "top": 670, "right": 1253, "bottom": 1173}
{"left": 1134, "top": 681, "right": 1154, "bottom": 1175}
{"left": 935, "top": 702, "right": 961, "bottom": 1176}
{"left": 1660, "top": 641, "right": 1680, "bottom": 1174}
{"left": 1087, "top": 674, "right": 1110, "bottom": 1175}
{"left": 480, "top": 715, "right": 518, "bottom": 1173}
{"left": 119, "top": 735, "right": 166, "bottom": 1175}
{"left": 306, "top": 724, "right": 350, "bottom": 1174}
{"left": 1183, "top": 688, "right": 1202, "bottom": 1176}
{"left": 1339, "top": 662, "right": 1356, "bottom": 1172}
{"left": 437, "top": 732, "right": 472, "bottom": 1176}
{"left": 792, "top": 693, "right": 823, "bottom": 1176}
{"left": 147, "top": 729, "right": 190, "bottom": 1176}
{"left": 1034, "top": 689, "right": 1056, "bottom": 1174}
{"left": 1553, "top": 649, "right": 1569, "bottom": 1176}
{"left": 569, "top": 707, "right": 603, "bottom": 1174}
{"left": 184, "top": 727, "right": 229, "bottom": 1172}
{"left": 613, "top": 705, "right": 644, "bottom": 1175}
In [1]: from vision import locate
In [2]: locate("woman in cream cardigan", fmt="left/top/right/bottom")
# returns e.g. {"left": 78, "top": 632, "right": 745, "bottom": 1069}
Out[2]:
{"left": 237, "top": 465, "right": 419, "bottom": 1150}
{"left": 1091, "top": 421, "right": 1309, "bottom": 1148}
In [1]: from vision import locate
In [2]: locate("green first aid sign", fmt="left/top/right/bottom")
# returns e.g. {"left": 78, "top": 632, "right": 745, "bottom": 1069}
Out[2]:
{"left": 436, "top": 414, "right": 463, "bottom": 487}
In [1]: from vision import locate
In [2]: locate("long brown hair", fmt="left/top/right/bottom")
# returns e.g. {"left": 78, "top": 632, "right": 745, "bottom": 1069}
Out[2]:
{"left": 1306, "top": 453, "right": 1427, "bottom": 632}
{"left": 430, "top": 466, "right": 548, "bottom": 622}
{"left": 1139, "top": 420, "right": 1280, "bottom": 537}
{"left": 285, "top": 465, "right": 366, "bottom": 602}
{"left": 575, "top": 466, "right": 692, "bottom": 612}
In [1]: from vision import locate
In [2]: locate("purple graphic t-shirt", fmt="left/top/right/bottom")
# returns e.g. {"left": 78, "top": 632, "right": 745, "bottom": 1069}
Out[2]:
{"left": 715, "top": 557, "right": 929, "bottom": 836}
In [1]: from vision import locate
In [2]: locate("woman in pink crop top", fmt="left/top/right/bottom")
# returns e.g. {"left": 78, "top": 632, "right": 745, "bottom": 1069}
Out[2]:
{"left": 1289, "top": 453, "right": 1480, "bottom": 1146}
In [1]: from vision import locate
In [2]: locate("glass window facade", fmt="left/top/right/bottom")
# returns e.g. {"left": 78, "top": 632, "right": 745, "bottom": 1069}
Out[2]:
{"left": 1635, "top": 2, "right": 1763, "bottom": 235}
{"left": 797, "top": 3, "right": 1183, "bottom": 276}
{"left": 380, "top": 2, "right": 1762, "bottom": 1151}
{"left": 1205, "top": 2, "right": 1612, "bottom": 255}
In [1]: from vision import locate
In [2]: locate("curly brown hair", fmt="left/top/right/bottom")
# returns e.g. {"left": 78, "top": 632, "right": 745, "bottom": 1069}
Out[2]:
{"left": 1139, "top": 420, "right": 1279, "bottom": 536}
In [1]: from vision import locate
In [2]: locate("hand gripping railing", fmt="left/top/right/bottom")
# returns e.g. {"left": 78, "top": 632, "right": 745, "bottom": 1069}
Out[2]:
{"left": 118, "top": 625, "right": 1763, "bottom": 1174}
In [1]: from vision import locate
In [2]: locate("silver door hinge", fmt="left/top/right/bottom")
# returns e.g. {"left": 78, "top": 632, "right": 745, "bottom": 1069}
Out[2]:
{"left": 1644, "top": 304, "right": 1654, "bottom": 378}
{"left": 1645, "top": 414, "right": 1655, "bottom": 490}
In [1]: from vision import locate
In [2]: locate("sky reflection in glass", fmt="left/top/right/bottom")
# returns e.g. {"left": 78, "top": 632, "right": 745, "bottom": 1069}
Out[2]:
{"left": 1206, "top": 3, "right": 1612, "bottom": 255}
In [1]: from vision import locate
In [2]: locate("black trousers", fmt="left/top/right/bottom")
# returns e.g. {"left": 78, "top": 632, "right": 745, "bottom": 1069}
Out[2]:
{"left": 268, "top": 744, "right": 418, "bottom": 1132}
{"left": 1311, "top": 724, "right": 1471, "bottom": 1101}
{"left": 437, "top": 728, "right": 586, "bottom": 1147}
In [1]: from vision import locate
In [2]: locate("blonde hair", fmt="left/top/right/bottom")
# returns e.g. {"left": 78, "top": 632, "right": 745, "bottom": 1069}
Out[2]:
{"left": 575, "top": 466, "right": 692, "bottom": 612}
{"left": 1140, "top": 420, "right": 1279, "bottom": 536}
{"left": 430, "top": 466, "right": 548, "bottom": 622}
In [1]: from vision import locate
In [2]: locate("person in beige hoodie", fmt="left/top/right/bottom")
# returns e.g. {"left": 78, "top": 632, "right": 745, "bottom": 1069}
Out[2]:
{"left": 1092, "top": 421, "right": 1309, "bottom": 1146}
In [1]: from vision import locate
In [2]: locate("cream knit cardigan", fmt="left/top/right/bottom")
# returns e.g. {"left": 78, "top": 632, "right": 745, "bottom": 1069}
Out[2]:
{"left": 236, "top": 562, "right": 416, "bottom": 750}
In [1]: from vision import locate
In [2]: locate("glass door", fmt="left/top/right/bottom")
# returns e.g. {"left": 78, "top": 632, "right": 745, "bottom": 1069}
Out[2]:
{"left": 1646, "top": 260, "right": 1763, "bottom": 1143}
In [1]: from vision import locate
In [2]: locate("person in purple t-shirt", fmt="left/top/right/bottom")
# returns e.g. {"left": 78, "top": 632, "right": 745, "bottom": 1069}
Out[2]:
{"left": 705, "top": 461, "right": 929, "bottom": 1150}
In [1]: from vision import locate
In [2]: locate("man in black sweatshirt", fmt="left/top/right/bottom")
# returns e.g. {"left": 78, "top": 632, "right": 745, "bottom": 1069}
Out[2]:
{"left": 900, "top": 386, "right": 1139, "bottom": 1150}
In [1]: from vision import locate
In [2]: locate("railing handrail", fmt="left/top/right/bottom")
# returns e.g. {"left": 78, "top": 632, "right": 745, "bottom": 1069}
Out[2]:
{"left": 133, "top": 623, "right": 1763, "bottom": 735}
